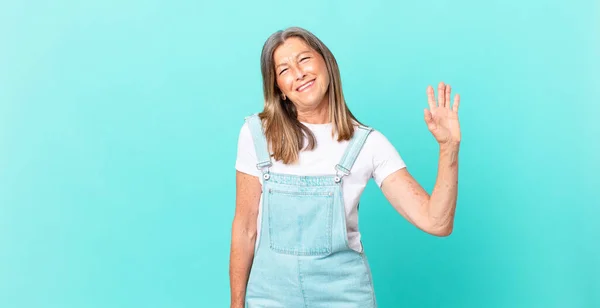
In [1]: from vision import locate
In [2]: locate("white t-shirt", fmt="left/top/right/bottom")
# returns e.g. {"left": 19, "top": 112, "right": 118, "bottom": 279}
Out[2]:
{"left": 235, "top": 120, "right": 406, "bottom": 252}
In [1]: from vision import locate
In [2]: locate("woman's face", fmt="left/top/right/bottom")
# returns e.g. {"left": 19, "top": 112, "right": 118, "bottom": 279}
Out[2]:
{"left": 273, "top": 37, "right": 330, "bottom": 111}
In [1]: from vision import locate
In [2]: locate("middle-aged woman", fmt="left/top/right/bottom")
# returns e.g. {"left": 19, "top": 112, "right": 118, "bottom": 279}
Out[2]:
{"left": 230, "top": 26, "right": 461, "bottom": 308}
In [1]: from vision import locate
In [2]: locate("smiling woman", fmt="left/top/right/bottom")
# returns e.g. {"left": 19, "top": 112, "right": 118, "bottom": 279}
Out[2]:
{"left": 229, "top": 26, "right": 462, "bottom": 308}
{"left": 274, "top": 38, "right": 329, "bottom": 110}
{"left": 258, "top": 29, "right": 362, "bottom": 165}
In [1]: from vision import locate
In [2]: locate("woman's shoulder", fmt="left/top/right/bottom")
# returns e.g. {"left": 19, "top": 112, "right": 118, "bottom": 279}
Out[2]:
{"left": 236, "top": 114, "right": 257, "bottom": 149}
{"left": 240, "top": 112, "right": 267, "bottom": 134}
{"left": 352, "top": 122, "right": 389, "bottom": 144}
{"left": 236, "top": 112, "right": 269, "bottom": 151}
{"left": 355, "top": 124, "right": 400, "bottom": 157}
{"left": 239, "top": 112, "right": 263, "bottom": 133}
{"left": 237, "top": 117, "right": 250, "bottom": 135}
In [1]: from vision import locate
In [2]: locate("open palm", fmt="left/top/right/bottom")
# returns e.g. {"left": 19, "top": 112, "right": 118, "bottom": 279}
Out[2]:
{"left": 424, "top": 82, "right": 461, "bottom": 146}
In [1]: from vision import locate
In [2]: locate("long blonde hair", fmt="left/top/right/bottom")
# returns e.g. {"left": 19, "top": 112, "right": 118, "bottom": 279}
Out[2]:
{"left": 258, "top": 27, "right": 362, "bottom": 164}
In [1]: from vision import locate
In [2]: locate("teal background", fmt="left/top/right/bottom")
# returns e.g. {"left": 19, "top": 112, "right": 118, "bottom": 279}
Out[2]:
{"left": 1, "top": 0, "right": 598, "bottom": 307}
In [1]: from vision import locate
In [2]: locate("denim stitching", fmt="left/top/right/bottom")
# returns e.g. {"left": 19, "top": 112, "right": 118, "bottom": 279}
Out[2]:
{"left": 326, "top": 189, "right": 333, "bottom": 254}
{"left": 246, "top": 114, "right": 272, "bottom": 169}
{"left": 360, "top": 253, "right": 377, "bottom": 307}
{"left": 297, "top": 258, "right": 308, "bottom": 308}
{"left": 337, "top": 188, "right": 351, "bottom": 250}
{"left": 267, "top": 189, "right": 334, "bottom": 256}
{"left": 266, "top": 172, "right": 338, "bottom": 186}
{"left": 338, "top": 126, "right": 373, "bottom": 174}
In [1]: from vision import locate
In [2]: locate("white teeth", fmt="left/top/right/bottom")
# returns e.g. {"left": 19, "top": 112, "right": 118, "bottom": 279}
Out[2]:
{"left": 297, "top": 80, "right": 314, "bottom": 91}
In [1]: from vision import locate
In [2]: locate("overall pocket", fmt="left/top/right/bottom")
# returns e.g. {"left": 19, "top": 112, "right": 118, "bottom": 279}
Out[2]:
{"left": 266, "top": 188, "right": 334, "bottom": 256}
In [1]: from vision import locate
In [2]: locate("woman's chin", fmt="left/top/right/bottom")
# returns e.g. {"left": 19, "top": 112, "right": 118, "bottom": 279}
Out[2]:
{"left": 297, "top": 93, "right": 328, "bottom": 108}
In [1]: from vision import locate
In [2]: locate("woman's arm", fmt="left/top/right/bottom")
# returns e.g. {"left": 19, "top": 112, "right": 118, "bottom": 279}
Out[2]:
{"left": 381, "top": 144, "right": 459, "bottom": 236}
{"left": 380, "top": 82, "right": 461, "bottom": 236}
{"left": 229, "top": 171, "right": 262, "bottom": 308}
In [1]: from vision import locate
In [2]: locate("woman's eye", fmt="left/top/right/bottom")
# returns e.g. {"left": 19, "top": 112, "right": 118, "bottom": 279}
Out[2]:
{"left": 300, "top": 57, "right": 310, "bottom": 62}
{"left": 279, "top": 68, "right": 288, "bottom": 75}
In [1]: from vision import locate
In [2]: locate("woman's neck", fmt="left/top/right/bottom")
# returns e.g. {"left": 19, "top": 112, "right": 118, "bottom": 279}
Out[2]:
{"left": 296, "top": 98, "right": 330, "bottom": 124}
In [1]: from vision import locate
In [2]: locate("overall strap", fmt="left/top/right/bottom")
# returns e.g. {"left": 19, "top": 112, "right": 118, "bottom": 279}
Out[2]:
{"left": 335, "top": 126, "right": 373, "bottom": 181}
{"left": 245, "top": 114, "right": 272, "bottom": 176}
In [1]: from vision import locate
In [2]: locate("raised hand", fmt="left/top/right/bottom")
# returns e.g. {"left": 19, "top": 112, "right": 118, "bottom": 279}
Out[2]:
{"left": 424, "top": 82, "right": 461, "bottom": 147}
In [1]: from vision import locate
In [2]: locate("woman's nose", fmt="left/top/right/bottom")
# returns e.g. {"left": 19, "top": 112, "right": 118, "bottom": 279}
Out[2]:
{"left": 294, "top": 68, "right": 306, "bottom": 80}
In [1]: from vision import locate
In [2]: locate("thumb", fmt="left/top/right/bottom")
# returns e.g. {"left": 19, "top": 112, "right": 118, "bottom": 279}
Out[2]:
{"left": 424, "top": 109, "right": 436, "bottom": 130}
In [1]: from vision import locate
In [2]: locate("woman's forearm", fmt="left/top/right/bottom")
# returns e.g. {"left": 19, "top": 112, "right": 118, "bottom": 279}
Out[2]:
{"left": 229, "top": 220, "right": 256, "bottom": 308}
{"left": 427, "top": 143, "right": 460, "bottom": 235}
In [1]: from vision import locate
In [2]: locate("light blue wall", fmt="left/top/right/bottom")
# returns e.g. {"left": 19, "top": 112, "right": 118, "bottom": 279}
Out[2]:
{"left": 1, "top": 0, "right": 598, "bottom": 307}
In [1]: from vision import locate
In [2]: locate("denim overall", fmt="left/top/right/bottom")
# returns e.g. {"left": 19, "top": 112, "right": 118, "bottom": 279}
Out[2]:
{"left": 244, "top": 114, "right": 378, "bottom": 308}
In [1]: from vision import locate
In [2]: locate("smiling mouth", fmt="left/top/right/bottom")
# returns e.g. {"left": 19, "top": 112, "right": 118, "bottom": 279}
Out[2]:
{"left": 296, "top": 79, "right": 315, "bottom": 92}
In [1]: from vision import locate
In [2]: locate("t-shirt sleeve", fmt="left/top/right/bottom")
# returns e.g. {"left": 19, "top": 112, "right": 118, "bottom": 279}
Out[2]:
{"left": 368, "top": 130, "right": 407, "bottom": 187}
{"left": 235, "top": 122, "right": 262, "bottom": 178}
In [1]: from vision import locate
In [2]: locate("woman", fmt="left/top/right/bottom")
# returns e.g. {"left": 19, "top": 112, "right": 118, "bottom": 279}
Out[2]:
{"left": 230, "top": 26, "right": 461, "bottom": 308}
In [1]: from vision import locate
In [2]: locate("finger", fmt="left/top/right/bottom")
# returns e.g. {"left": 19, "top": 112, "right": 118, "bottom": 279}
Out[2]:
{"left": 426, "top": 86, "right": 436, "bottom": 110}
{"left": 452, "top": 94, "right": 460, "bottom": 112}
{"left": 445, "top": 85, "right": 451, "bottom": 109}
{"left": 438, "top": 81, "right": 445, "bottom": 107}
{"left": 424, "top": 109, "right": 436, "bottom": 130}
